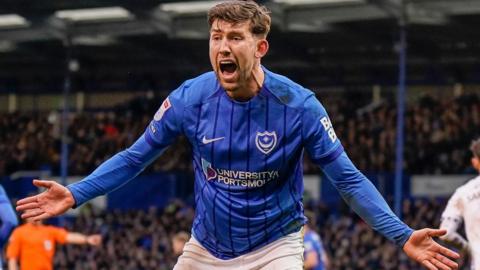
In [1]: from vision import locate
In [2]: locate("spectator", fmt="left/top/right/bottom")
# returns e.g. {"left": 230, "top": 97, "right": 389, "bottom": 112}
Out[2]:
{"left": 6, "top": 220, "right": 101, "bottom": 270}
{"left": 304, "top": 211, "right": 330, "bottom": 270}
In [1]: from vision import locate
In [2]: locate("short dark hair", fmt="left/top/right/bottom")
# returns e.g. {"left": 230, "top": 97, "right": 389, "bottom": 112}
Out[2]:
{"left": 470, "top": 138, "right": 480, "bottom": 158}
{"left": 208, "top": 0, "right": 271, "bottom": 38}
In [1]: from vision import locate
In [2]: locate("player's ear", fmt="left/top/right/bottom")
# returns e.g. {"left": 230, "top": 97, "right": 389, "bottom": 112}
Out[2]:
{"left": 255, "top": 39, "right": 269, "bottom": 59}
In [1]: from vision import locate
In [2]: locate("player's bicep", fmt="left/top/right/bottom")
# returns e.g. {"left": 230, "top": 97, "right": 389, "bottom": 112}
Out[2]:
{"left": 302, "top": 96, "right": 343, "bottom": 166}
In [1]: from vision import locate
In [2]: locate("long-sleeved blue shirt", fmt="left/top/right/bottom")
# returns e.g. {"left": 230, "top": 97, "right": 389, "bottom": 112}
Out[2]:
{"left": 0, "top": 185, "right": 19, "bottom": 266}
{"left": 68, "top": 67, "right": 413, "bottom": 259}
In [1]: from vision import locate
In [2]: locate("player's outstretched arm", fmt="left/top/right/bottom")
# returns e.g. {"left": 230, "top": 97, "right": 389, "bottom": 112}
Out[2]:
{"left": 16, "top": 180, "right": 75, "bottom": 221}
{"left": 318, "top": 153, "right": 460, "bottom": 269}
{"left": 403, "top": 229, "right": 459, "bottom": 270}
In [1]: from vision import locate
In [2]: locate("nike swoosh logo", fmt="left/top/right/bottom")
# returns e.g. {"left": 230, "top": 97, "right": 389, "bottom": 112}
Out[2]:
{"left": 202, "top": 136, "right": 225, "bottom": 144}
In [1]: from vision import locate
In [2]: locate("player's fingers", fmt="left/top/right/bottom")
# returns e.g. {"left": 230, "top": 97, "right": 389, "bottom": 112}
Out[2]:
{"left": 422, "top": 260, "right": 439, "bottom": 270}
{"left": 427, "top": 229, "right": 447, "bottom": 237}
{"left": 16, "top": 196, "right": 38, "bottom": 206}
{"left": 435, "top": 244, "right": 460, "bottom": 259}
{"left": 431, "top": 257, "right": 454, "bottom": 270}
{"left": 21, "top": 208, "right": 44, "bottom": 219}
{"left": 16, "top": 202, "right": 40, "bottom": 211}
{"left": 35, "top": 212, "right": 52, "bottom": 221}
{"left": 435, "top": 253, "right": 458, "bottom": 269}
{"left": 33, "top": 179, "right": 53, "bottom": 188}
{"left": 26, "top": 212, "right": 51, "bottom": 222}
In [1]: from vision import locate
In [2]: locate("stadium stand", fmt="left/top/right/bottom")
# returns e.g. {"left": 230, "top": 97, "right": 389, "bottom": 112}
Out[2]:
{"left": 1, "top": 91, "right": 478, "bottom": 176}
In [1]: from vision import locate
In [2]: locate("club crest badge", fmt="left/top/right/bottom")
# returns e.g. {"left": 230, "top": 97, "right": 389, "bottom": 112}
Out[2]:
{"left": 255, "top": 131, "right": 277, "bottom": 155}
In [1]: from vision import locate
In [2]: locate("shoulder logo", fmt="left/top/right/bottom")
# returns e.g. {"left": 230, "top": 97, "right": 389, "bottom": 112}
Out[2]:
{"left": 154, "top": 98, "right": 171, "bottom": 121}
{"left": 255, "top": 131, "right": 277, "bottom": 154}
{"left": 202, "top": 136, "right": 225, "bottom": 144}
{"left": 320, "top": 116, "right": 337, "bottom": 143}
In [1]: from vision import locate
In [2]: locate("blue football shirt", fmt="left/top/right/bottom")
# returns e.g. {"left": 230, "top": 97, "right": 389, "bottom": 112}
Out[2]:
{"left": 304, "top": 230, "right": 326, "bottom": 270}
{"left": 143, "top": 67, "right": 343, "bottom": 258}
{"left": 68, "top": 66, "right": 412, "bottom": 260}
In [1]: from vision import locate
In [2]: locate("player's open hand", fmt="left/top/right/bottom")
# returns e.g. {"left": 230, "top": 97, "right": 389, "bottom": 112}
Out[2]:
{"left": 403, "top": 228, "right": 460, "bottom": 270}
{"left": 16, "top": 179, "right": 75, "bottom": 221}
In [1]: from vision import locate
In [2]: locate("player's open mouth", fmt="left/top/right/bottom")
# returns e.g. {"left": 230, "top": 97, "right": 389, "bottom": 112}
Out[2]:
{"left": 219, "top": 60, "right": 237, "bottom": 77}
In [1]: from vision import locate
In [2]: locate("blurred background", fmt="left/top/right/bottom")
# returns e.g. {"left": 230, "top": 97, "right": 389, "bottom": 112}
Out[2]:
{"left": 1, "top": 0, "right": 479, "bottom": 269}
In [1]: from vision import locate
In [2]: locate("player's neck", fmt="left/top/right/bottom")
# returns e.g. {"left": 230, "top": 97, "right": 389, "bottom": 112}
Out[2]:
{"left": 228, "top": 66, "right": 264, "bottom": 102}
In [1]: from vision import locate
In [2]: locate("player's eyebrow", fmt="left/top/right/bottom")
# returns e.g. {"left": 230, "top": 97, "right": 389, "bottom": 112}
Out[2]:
{"left": 210, "top": 28, "right": 245, "bottom": 37}
{"left": 210, "top": 28, "right": 223, "bottom": 33}
{"left": 228, "top": 30, "right": 244, "bottom": 36}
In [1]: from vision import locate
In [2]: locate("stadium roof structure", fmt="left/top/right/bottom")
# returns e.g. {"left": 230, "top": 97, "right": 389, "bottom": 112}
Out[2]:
{"left": 1, "top": 0, "right": 480, "bottom": 92}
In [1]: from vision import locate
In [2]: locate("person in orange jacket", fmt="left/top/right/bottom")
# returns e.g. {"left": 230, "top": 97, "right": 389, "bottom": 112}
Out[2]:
{"left": 6, "top": 220, "right": 101, "bottom": 270}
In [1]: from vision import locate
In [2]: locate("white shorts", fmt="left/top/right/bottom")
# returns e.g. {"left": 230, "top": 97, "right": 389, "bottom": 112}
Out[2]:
{"left": 173, "top": 230, "right": 304, "bottom": 270}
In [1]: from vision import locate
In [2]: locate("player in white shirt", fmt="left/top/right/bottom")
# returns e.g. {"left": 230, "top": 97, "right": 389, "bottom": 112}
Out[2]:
{"left": 440, "top": 138, "right": 480, "bottom": 269}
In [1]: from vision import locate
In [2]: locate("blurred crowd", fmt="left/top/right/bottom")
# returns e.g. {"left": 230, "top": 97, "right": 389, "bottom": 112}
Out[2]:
{"left": 0, "top": 95, "right": 191, "bottom": 177}
{"left": 0, "top": 91, "right": 479, "bottom": 177}
{"left": 48, "top": 197, "right": 464, "bottom": 270}
{"left": 305, "top": 198, "right": 461, "bottom": 270}
{"left": 306, "top": 91, "right": 478, "bottom": 174}
{"left": 53, "top": 200, "right": 194, "bottom": 270}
